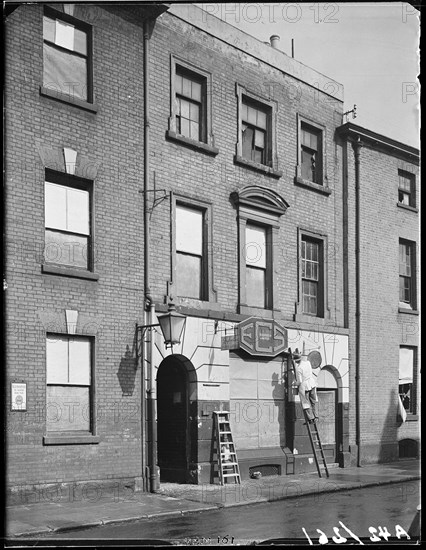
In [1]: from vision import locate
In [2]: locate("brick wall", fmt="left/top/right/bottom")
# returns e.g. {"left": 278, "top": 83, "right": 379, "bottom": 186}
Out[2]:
{"left": 345, "top": 141, "right": 420, "bottom": 464}
{"left": 5, "top": 4, "right": 147, "bottom": 492}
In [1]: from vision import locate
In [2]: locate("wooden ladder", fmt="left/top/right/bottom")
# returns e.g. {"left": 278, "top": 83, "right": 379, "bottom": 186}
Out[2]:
{"left": 303, "top": 410, "right": 329, "bottom": 478}
{"left": 213, "top": 411, "right": 241, "bottom": 485}
{"left": 288, "top": 348, "right": 329, "bottom": 479}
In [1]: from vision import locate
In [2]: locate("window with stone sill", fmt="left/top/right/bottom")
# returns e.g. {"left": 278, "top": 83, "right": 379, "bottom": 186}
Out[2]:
{"left": 398, "top": 170, "right": 416, "bottom": 208}
{"left": 231, "top": 186, "right": 289, "bottom": 314}
{"left": 235, "top": 85, "right": 279, "bottom": 175}
{"left": 46, "top": 335, "right": 94, "bottom": 434}
{"left": 296, "top": 231, "right": 328, "bottom": 319}
{"left": 175, "top": 203, "right": 207, "bottom": 300}
{"left": 43, "top": 6, "right": 93, "bottom": 103}
{"left": 44, "top": 171, "right": 93, "bottom": 271}
{"left": 167, "top": 58, "right": 216, "bottom": 153}
{"left": 399, "top": 239, "right": 417, "bottom": 310}
{"left": 296, "top": 116, "right": 327, "bottom": 189}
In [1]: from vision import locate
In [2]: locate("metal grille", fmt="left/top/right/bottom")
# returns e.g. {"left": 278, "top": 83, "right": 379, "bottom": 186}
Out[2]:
{"left": 249, "top": 464, "right": 281, "bottom": 478}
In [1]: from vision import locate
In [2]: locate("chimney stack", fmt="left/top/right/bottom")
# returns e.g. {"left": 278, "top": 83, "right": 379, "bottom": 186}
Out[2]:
{"left": 270, "top": 35, "right": 280, "bottom": 49}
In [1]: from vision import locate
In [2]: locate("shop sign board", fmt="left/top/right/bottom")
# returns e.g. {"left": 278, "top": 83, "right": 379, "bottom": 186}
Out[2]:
{"left": 221, "top": 318, "right": 288, "bottom": 357}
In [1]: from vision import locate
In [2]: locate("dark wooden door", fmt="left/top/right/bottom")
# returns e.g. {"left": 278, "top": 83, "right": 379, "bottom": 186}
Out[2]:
{"left": 157, "top": 360, "right": 188, "bottom": 482}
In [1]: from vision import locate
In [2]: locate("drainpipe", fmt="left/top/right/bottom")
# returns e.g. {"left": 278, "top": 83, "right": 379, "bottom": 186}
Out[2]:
{"left": 352, "top": 137, "right": 363, "bottom": 467}
{"left": 143, "top": 18, "right": 158, "bottom": 493}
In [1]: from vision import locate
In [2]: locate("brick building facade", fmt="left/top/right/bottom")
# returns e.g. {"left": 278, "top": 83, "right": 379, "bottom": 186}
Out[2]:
{"left": 4, "top": 3, "right": 419, "bottom": 499}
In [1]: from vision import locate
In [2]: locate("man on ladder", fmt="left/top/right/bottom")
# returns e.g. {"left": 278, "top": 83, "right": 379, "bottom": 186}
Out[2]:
{"left": 293, "top": 349, "right": 319, "bottom": 424}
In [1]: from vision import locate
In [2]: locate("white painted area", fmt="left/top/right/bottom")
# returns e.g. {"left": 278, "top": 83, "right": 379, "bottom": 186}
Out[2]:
{"left": 287, "top": 328, "right": 349, "bottom": 401}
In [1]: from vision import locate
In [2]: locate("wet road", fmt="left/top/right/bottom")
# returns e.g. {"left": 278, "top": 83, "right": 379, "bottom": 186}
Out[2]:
{"left": 36, "top": 482, "right": 419, "bottom": 545}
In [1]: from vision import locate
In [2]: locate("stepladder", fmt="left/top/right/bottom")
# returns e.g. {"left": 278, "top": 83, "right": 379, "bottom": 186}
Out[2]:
{"left": 288, "top": 347, "right": 329, "bottom": 479}
{"left": 213, "top": 411, "right": 241, "bottom": 485}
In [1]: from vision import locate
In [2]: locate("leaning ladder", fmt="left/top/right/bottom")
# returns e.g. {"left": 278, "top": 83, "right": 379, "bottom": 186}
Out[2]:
{"left": 288, "top": 348, "right": 329, "bottom": 479}
{"left": 213, "top": 411, "right": 241, "bottom": 485}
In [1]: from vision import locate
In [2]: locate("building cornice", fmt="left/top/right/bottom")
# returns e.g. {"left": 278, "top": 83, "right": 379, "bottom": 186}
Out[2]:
{"left": 336, "top": 122, "right": 419, "bottom": 163}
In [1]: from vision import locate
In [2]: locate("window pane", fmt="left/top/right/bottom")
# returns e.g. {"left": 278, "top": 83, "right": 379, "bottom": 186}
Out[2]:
{"left": 257, "top": 110, "right": 267, "bottom": 129}
{"left": 55, "top": 19, "right": 75, "bottom": 50}
{"left": 255, "top": 129, "right": 265, "bottom": 148}
{"left": 45, "top": 182, "right": 67, "bottom": 230}
{"left": 180, "top": 98, "right": 190, "bottom": 119}
{"left": 46, "top": 336, "right": 69, "bottom": 384}
{"left": 46, "top": 385, "right": 90, "bottom": 431}
{"left": 67, "top": 187, "right": 90, "bottom": 235}
{"left": 43, "top": 16, "right": 55, "bottom": 42}
{"left": 190, "top": 121, "right": 199, "bottom": 140}
{"left": 247, "top": 105, "right": 257, "bottom": 125}
{"left": 310, "top": 132, "right": 318, "bottom": 150}
{"left": 246, "top": 225, "right": 266, "bottom": 268}
{"left": 182, "top": 76, "right": 191, "bottom": 97}
{"left": 246, "top": 266, "right": 265, "bottom": 308}
{"left": 254, "top": 149, "right": 263, "bottom": 164}
{"left": 242, "top": 126, "right": 254, "bottom": 160}
{"left": 43, "top": 43, "right": 87, "bottom": 100}
{"left": 175, "top": 74, "right": 183, "bottom": 95}
{"left": 189, "top": 102, "right": 199, "bottom": 122}
{"left": 69, "top": 339, "right": 91, "bottom": 385}
{"left": 301, "top": 149, "right": 314, "bottom": 180}
{"left": 179, "top": 118, "right": 190, "bottom": 137}
{"left": 399, "top": 348, "right": 414, "bottom": 383}
{"left": 191, "top": 81, "right": 202, "bottom": 102}
{"left": 45, "top": 230, "right": 88, "bottom": 268}
{"left": 241, "top": 103, "right": 248, "bottom": 121}
{"left": 176, "top": 205, "right": 203, "bottom": 255}
{"left": 176, "top": 253, "right": 201, "bottom": 299}
{"left": 74, "top": 28, "right": 87, "bottom": 55}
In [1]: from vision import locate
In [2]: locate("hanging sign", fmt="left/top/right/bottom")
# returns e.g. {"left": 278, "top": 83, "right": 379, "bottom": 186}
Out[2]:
{"left": 238, "top": 318, "right": 288, "bottom": 357}
{"left": 11, "top": 383, "right": 27, "bottom": 411}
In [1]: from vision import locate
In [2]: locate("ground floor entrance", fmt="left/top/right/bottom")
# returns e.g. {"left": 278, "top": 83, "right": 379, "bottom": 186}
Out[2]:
{"left": 317, "top": 389, "right": 338, "bottom": 463}
{"left": 157, "top": 356, "right": 189, "bottom": 483}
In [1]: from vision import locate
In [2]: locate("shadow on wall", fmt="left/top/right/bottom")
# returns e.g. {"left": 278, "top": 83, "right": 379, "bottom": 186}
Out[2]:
{"left": 271, "top": 369, "right": 287, "bottom": 448}
{"left": 378, "top": 388, "right": 402, "bottom": 463}
{"left": 116, "top": 344, "right": 137, "bottom": 396}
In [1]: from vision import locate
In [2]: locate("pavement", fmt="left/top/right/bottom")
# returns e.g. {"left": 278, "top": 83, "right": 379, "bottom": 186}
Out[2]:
{"left": 4, "top": 459, "right": 420, "bottom": 540}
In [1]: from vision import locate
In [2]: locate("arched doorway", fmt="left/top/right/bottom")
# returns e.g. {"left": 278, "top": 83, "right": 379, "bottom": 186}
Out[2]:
{"left": 157, "top": 355, "right": 195, "bottom": 483}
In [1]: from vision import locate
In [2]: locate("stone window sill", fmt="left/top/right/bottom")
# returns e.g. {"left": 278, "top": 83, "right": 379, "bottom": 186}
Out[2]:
{"left": 397, "top": 202, "right": 418, "bottom": 213}
{"left": 405, "top": 414, "right": 419, "bottom": 422}
{"left": 234, "top": 155, "right": 282, "bottom": 179}
{"left": 42, "top": 264, "right": 99, "bottom": 281}
{"left": 398, "top": 306, "right": 419, "bottom": 315}
{"left": 294, "top": 176, "right": 332, "bottom": 195}
{"left": 238, "top": 304, "right": 280, "bottom": 318}
{"left": 40, "top": 86, "right": 98, "bottom": 113}
{"left": 43, "top": 434, "right": 100, "bottom": 445}
{"left": 166, "top": 131, "right": 219, "bottom": 156}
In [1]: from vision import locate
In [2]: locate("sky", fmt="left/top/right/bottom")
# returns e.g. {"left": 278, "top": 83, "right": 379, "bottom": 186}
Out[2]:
{"left": 198, "top": 2, "right": 420, "bottom": 148}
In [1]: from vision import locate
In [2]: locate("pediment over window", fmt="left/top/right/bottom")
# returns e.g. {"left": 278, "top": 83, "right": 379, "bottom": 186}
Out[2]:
{"left": 231, "top": 186, "right": 289, "bottom": 217}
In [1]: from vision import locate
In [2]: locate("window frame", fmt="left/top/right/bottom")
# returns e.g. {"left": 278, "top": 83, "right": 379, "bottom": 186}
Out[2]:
{"left": 231, "top": 186, "right": 289, "bottom": 316}
{"left": 44, "top": 333, "right": 99, "bottom": 444}
{"left": 296, "top": 229, "right": 329, "bottom": 320}
{"left": 166, "top": 56, "right": 218, "bottom": 156}
{"left": 398, "top": 346, "right": 418, "bottom": 419}
{"left": 244, "top": 222, "right": 273, "bottom": 310}
{"left": 397, "top": 169, "right": 416, "bottom": 209}
{"left": 235, "top": 84, "right": 282, "bottom": 178}
{"left": 399, "top": 239, "right": 417, "bottom": 310}
{"left": 43, "top": 169, "right": 94, "bottom": 274}
{"left": 170, "top": 195, "right": 217, "bottom": 305}
{"left": 41, "top": 6, "right": 95, "bottom": 110}
{"left": 295, "top": 115, "right": 330, "bottom": 195}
